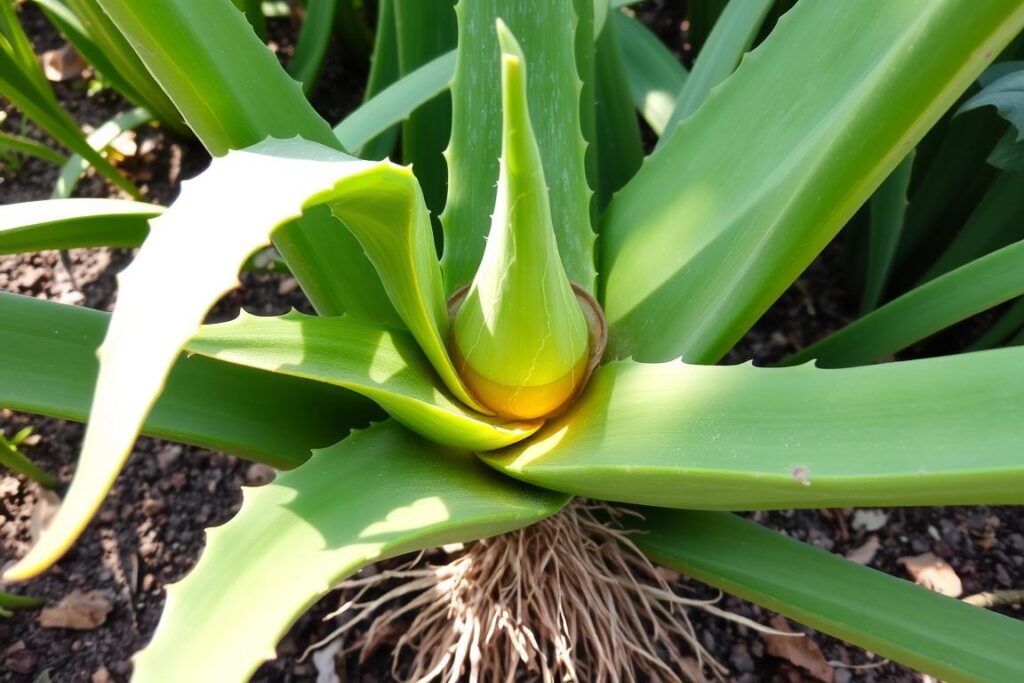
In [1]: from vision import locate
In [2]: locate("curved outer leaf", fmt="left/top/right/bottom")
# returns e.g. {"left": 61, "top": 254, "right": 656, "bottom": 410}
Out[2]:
{"left": 0, "top": 129, "right": 65, "bottom": 164}
{"left": 94, "top": 0, "right": 397, "bottom": 323}
{"left": 2, "top": 138, "right": 476, "bottom": 581}
{"left": 484, "top": 351, "right": 1024, "bottom": 509}
{"left": 333, "top": 51, "right": 456, "bottom": 155}
{"left": 357, "top": 0, "right": 401, "bottom": 160}
{"left": 657, "top": 0, "right": 772, "bottom": 147}
{"left": 133, "top": 421, "right": 568, "bottom": 683}
{"left": 960, "top": 66, "right": 1024, "bottom": 137}
{"left": 600, "top": 0, "right": 1024, "bottom": 363}
{"left": 0, "top": 293, "right": 377, "bottom": 470}
{"left": 786, "top": 239, "right": 1024, "bottom": 368}
{"left": 635, "top": 509, "right": 1024, "bottom": 683}
{"left": 52, "top": 106, "right": 154, "bottom": 199}
{"left": 860, "top": 151, "right": 914, "bottom": 314}
{"left": 441, "top": 0, "right": 594, "bottom": 293}
{"left": 0, "top": 198, "right": 158, "bottom": 254}
{"left": 188, "top": 312, "right": 539, "bottom": 450}
{"left": 612, "top": 11, "right": 686, "bottom": 136}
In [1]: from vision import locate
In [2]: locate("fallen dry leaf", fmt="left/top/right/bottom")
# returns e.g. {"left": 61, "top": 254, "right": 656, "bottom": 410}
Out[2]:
{"left": 845, "top": 534, "right": 880, "bottom": 565}
{"left": 40, "top": 44, "right": 85, "bottom": 82}
{"left": 761, "top": 616, "right": 833, "bottom": 683}
{"left": 30, "top": 489, "right": 61, "bottom": 545}
{"left": 898, "top": 552, "right": 963, "bottom": 597}
{"left": 38, "top": 590, "right": 112, "bottom": 630}
{"left": 851, "top": 509, "right": 888, "bottom": 532}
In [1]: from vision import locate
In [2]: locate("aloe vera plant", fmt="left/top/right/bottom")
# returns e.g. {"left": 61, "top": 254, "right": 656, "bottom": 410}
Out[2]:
{"left": 2, "top": 0, "right": 1024, "bottom": 680}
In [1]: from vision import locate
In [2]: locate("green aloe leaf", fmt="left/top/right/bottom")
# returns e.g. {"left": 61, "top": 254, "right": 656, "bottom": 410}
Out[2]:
{"left": 52, "top": 106, "right": 154, "bottom": 199}
{"left": 960, "top": 64, "right": 1024, "bottom": 136}
{"left": 635, "top": 509, "right": 1024, "bottom": 682}
{"left": 0, "top": 292, "right": 376, "bottom": 470}
{"left": 441, "top": 0, "right": 594, "bottom": 293}
{"left": 657, "top": 0, "right": 772, "bottom": 147}
{"left": 93, "top": 0, "right": 396, "bottom": 323}
{"left": 188, "top": 312, "right": 539, "bottom": 450}
{"left": 0, "top": 198, "right": 159, "bottom": 254}
{"left": 600, "top": 0, "right": 1024, "bottom": 363}
{"left": 1, "top": 138, "right": 477, "bottom": 580}
{"left": 133, "top": 420, "right": 568, "bottom": 683}
{"left": 968, "top": 296, "right": 1024, "bottom": 350}
{"left": 484, "top": 351, "right": 1024, "bottom": 509}
{"left": 860, "top": 151, "right": 914, "bottom": 313}
{"left": 786, "top": 239, "right": 1024, "bottom": 367}
{"left": 333, "top": 51, "right": 455, "bottom": 155}
{"left": 612, "top": 11, "right": 686, "bottom": 136}
{"left": 289, "top": 0, "right": 338, "bottom": 95}
{"left": 230, "top": 0, "right": 267, "bottom": 39}
{"left": 0, "top": 129, "right": 65, "bottom": 165}
{"left": 357, "top": 0, "right": 401, "bottom": 160}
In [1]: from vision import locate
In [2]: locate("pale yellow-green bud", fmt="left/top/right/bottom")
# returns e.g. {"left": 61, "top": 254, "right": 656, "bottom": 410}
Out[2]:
{"left": 450, "top": 20, "right": 593, "bottom": 420}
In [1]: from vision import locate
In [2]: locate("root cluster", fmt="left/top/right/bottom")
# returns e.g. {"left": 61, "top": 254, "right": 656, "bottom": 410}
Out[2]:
{"left": 307, "top": 501, "right": 735, "bottom": 682}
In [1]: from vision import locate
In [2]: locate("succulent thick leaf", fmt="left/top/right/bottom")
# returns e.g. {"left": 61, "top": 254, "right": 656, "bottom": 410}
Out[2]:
{"left": 52, "top": 107, "right": 153, "bottom": 199}
{"left": 657, "top": 0, "right": 772, "bottom": 146}
{"left": 860, "top": 152, "right": 914, "bottom": 313}
{"left": 0, "top": 292, "right": 376, "bottom": 470}
{"left": 593, "top": 13, "right": 643, "bottom": 206}
{"left": 230, "top": 0, "right": 267, "bottom": 39}
{"left": 333, "top": 51, "right": 456, "bottom": 155}
{"left": 969, "top": 296, "right": 1024, "bottom": 350}
{"left": 357, "top": 0, "right": 401, "bottom": 160}
{"left": 133, "top": 421, "right": 568, "bottom": 683}
{"left": 0, "top": 129, "right": 64, "bottom": 165}
{"left": 635, "top": 509, "right": 1024, "bottom": 682}
{"left": 485, "top": 352, "right": 1024, "bottom": 509}
{"left": 0, "top": 199, "right": 158, "bottom": 254}
{"left": 2, "top": 139, "right": 476, "bottom": 580}
{"left": 612, "top": 11, "right": 686, "bottom": 136}
{"left": 600, "top": 0, "right": 1024, "bottom": 363}
{"left": 37, "top": 0, "right": 184, "bottom": 131}
{"left": 188, "top": 312, "right": 539, "bottom": 450}
{"left": 787, "top": 239, "right": 1024, "bottom": 367}
{"left": 442, "top": 0, "right": 594, "bottom": 293}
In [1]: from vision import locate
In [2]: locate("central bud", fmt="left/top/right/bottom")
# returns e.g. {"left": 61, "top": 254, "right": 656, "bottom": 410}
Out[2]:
{"left": 448, "top": 21, "right": 597, "bottom": 420}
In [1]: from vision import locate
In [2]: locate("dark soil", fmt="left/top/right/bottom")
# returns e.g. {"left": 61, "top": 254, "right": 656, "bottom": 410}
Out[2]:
{"left": 1, "top": 3, "right": 1021, "bottom": 682}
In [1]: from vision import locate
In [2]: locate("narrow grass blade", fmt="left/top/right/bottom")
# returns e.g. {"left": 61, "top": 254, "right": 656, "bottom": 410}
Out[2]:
{"left": 289, "top": 0, "right": 338, "bottom": 95}
{"left": 860, "top": 151, "right": 914, "bottom": 313}
{"left": 333, "top": 51, "right": 455, "bottom": 156}
{"left": 0, "top": 430, "right": 57, "bottom": 489}
{"left": 132, "top": 421, "right": 568, "bottom": 683}
{"left": 188, "top": 312, "right": 539, "bottom": 450}
{"left": 442, "top": 0, "right": 594, "bottom": 293}
{"left": 0, "top": 129, "right": 64, "bottom": 165}
{"left": 38, "top": 0, "right": 185, "bottom": 131}
{"left": 600, "top": 0, "right": 1024, "bottom": 363}
{"left": 484, "top": 351, "right": 1024, "bottom": 509}
{"left": 636, "top": 509, "right": 1024, "bottom": 682}
{"left": 1, "top": 138, "right": 483, "bottom": 580}
{"left": 786, "top": 239, "right": 1024, "bottom": 367}
{"left": 613, "top": 11, "right": 686, "bottom": 136}
{"left": 0, "top": 292, "right": 376, "bottom": 471}
{"left": 657, "top": 0, "right": 772, "bottom": 147}
{"left": 51, "top": 106, "right": 153, "bottom": 199}
{"left": 0, "top": 199, "right": 159, "bottom": 254}
{"left": 0, "top": 592, "right": 43, "bottom": 612}
{"left": 917, "top": 171, "right": 1024, "bottom": 283}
